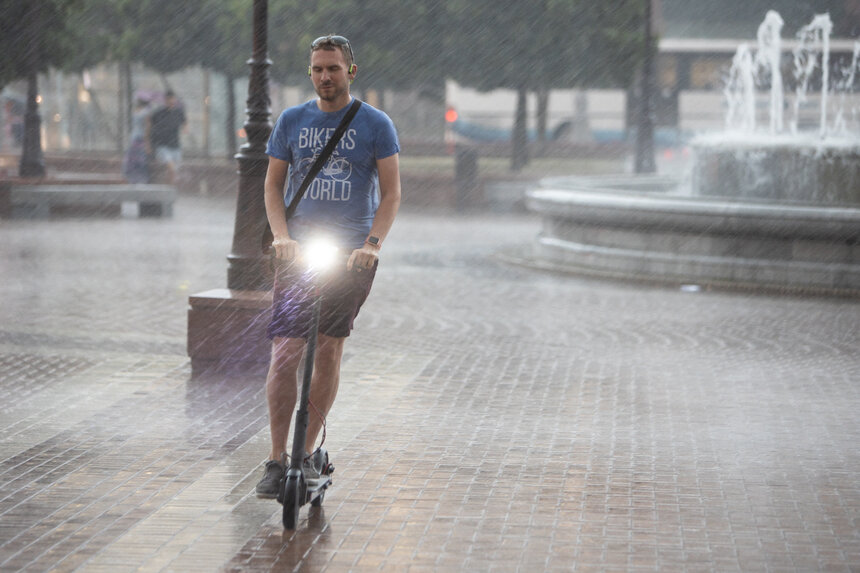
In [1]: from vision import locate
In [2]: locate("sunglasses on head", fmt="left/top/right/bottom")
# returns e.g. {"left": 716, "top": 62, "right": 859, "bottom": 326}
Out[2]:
{"left": 311, "top": 35, "right": 355, "bottom": 62}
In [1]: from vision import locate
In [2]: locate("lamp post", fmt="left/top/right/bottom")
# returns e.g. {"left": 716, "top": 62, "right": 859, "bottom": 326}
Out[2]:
{"left": 227, "top": 0, "right": 273, "bottom": 290}
{"left": 187, "top": 0, "right": 279, "bottom": 372}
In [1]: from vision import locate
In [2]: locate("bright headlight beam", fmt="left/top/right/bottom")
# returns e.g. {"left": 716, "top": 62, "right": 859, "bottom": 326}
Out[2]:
{"left": 304, "top": 238, "right": 339, "bottom": 271}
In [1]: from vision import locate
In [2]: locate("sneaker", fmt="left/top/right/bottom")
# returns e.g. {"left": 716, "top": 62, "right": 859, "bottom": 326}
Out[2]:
{"left": 255, "top": 459, "right": 285, "bottom": 499}
{"left": 302, "top": 453, "right": 321, "bottom": 483}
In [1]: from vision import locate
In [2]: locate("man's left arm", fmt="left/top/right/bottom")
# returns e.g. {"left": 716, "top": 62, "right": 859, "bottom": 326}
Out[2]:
{"left": 347, "top": 153, "right": 401, "bottom": 271}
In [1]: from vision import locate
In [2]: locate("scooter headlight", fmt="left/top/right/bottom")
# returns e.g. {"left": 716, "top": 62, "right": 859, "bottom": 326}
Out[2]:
{"left": 304, "top": 237, "right": 339, "bottom": 271}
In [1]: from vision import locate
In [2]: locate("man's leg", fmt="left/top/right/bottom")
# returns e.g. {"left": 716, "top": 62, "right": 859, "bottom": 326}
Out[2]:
{"left": 164, "top": 154, "right": 178, "bottom": 184}
{"left": 266, "top": 337, "right": 306, "bottom": 460}
{"left": 305, "top": 334, "right": 346, "bottom": 454}
{"left": 256, "top": 336, "right": 306, "bottom": 498}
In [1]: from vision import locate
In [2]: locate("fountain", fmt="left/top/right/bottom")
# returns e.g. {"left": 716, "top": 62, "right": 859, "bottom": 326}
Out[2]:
{"left": 692, "top": 12, "right": 860, "bottom": 204}
{"left": 523, "top": 12, "right": 860, "bottom": 293}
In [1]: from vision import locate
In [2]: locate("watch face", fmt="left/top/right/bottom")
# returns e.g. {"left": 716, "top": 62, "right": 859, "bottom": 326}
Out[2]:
{"left": 368, "top": 236, "right": 380, "bottom": 245}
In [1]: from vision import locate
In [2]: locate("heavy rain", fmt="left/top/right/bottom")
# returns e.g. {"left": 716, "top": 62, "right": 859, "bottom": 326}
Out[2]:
{"left": 1, "top": 0, "right": 859, "bottom": 570}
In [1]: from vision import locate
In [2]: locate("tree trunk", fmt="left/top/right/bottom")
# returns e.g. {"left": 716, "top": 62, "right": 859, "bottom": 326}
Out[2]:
{"left": 118, "top": 61, "right": 132, "bottom": 154}
{"left": 202, "top": 68, "right": 210, "bottom": 157}
{"left": 572, "top": 90, "right": 590, "bottom": 140}
{"left": 19, "top": 0, "right": 45, "bottom": 177}
{"left": 19, "top": 73, "right": 45, "bottom": 178}
{"left": 634, "top": 0, "right": 656, "bottom": 174}
{"left": 536, "top": 88, "right": 549, "bottom": 156}
{"left": 124, "top": 62, "right": 134, "bottom": 134}
{"left": 81, "top": 76, "right": 118, "bottom": 144}
{"left": 226, "top": 73, "right": 237, "bottom": 159}
{"left": 510, "top": 86, "right": 529, "bottom": 172}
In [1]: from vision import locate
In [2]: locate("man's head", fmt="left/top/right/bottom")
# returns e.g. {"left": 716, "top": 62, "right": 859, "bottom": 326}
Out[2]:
{"left": 308, "top": 35, "right": 357, "bottom": 105}
{"left": 164, "top": 90, "right": 178, "bottom": 108}
{"left": 310, "top": 35, "right": 355, "bottom": 72}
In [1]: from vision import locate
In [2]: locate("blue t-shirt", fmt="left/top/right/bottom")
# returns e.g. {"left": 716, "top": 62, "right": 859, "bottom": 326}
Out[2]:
{"left": 266, "top": 98, "right": 400, "bottom": 249}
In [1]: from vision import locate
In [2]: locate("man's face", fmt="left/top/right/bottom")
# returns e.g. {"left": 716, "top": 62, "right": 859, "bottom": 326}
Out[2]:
{"left": 309, "top": 48, "right": 352, "bottom": 103}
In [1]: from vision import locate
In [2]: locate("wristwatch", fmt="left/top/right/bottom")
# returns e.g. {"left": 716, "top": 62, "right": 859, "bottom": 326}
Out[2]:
{"left": 366, "top": 236, "right": 380, "bottom": 247}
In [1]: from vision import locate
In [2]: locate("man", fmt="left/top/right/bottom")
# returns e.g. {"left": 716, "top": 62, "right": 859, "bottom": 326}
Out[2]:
{"left": 146, "top": 90, "right": 186, "bottom": 184}
{"left": 255, "top": 35, "right": 401, "bottom": 498}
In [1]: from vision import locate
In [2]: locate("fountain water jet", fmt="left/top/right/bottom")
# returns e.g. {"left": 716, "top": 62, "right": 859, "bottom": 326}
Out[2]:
{"left": 692, "top": 12, "right": 859, "bottom": 205}
{"left": 524, "top": 11, "right": 860, "bottom": 293}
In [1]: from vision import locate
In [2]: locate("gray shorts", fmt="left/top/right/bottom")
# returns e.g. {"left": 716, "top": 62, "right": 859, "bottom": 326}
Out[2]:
{"left": 155, "top": 146, "right": 182, "bottom": 166}
{"left": 267, "top": 261, "right": 377, "bottom": 340}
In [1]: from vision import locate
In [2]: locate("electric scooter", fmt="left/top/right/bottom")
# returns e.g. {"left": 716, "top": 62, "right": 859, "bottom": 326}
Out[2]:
{"left": 274, "top": 239, "right": 339, "bottom": 530}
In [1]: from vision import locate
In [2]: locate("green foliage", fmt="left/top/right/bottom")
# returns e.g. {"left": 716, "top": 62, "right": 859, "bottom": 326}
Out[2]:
{"left": 67, "top": 0, "right": 252, "bottom": 76}
{"left": 446, "top": 0, "right": 647, "bottom": 91}
{"left": 0, "top": 0, "right": 84, "bottom": 88}
{"left": 660, "top": 0, "right": 853, "bottom": 37}
{"left": 265, "top": 0, "right": 447, "bottom": 90}
{"left": 2, "top": 0, "right": 653, "bottom": 96}
{"left": 129, "top": 0, "right": 219, "bottom": 73}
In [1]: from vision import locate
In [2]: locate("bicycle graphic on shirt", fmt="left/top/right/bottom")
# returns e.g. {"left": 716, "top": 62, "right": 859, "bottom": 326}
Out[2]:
{"left": 296, "top": 149, "right": 352, "bottom": 182}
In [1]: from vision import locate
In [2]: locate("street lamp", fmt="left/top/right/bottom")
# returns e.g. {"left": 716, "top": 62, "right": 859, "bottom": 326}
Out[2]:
{"left": 187, "top": 0, "right": 282, "bottom": 372}
{"left": 227, "top": 0, "right": 273, "bottom": 290}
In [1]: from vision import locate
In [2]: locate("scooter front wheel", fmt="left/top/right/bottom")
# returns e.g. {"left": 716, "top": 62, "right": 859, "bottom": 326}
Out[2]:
{"left": 282, "top": 476, "right": 301, "bottom": 529}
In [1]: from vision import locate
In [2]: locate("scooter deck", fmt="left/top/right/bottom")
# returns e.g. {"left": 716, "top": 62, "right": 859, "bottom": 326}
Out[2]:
{"left": 305, "top": 475, "right": 332, "bottom": 499}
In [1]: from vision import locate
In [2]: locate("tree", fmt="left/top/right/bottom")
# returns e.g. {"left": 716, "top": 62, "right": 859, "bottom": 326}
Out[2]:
{"left": 0, "top": 0, "right": 83, "bottom": 90}
{"left": 660, "top": 0, "right": 855, "bottom": 37}
{"left": 0, "top": 0, "right": 85, "bottom": 176}
{"left": 71, "top": 0, "right": 250, "bottom": 156}
{"left": 196, "top": 0, "right": 256, "bottom": 157}
{"left": 257, "top": 0, "right": 648, "bottom": 171}
{"left": 61, "top": 0, "right": 138, "bottom": 151}
{"left": 446, "top": 0, "right": 647, "bottom": 170}
{"left": 266, "top": 0, "right": 448, "bottom": 98}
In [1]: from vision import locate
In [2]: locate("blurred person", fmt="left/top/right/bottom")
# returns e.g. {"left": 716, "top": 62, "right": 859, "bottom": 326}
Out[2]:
{"left": 255, "top": 34, "right": 401, "bottom": 498}
{"left": 3, "top": 98, "right": 24, "bottom": 150}
{"left": 146, "top": 90, "right": 186, "bottom": 184}
{"left": 122, "top": 97, "right": 151, "bottom": 183}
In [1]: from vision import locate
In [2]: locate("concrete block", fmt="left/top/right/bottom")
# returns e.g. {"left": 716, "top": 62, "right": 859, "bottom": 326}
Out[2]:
{"left": 187, "top": 288, "right": 273, "bottom": 374}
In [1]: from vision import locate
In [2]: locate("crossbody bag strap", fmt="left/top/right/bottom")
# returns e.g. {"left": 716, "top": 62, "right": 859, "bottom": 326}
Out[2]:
{"left": 284, "top": 98, "right": 362, "bottom": 222}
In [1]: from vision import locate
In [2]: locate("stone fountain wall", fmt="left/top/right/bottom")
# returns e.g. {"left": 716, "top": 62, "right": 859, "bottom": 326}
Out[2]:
{"left": 523, "top": 176, "right": 860, "bottom": 294}
{"left": 691, "top": 138, "right": 860, "bottom": 205}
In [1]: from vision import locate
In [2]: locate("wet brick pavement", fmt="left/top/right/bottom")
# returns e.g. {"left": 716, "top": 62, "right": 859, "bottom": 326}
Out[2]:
{"left": 0, "top": 193, "right": 859, "bottom": 572}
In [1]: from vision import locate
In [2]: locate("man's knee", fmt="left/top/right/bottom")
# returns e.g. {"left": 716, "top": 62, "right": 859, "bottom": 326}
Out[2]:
{"left": 316, "top": 335, "right": 345, "bottom": 358}
{"left": 270, "top": 337, "right": 305, "bottom": 369}
{"left": 313, "top": 335, "right": 345, "bottom": 373}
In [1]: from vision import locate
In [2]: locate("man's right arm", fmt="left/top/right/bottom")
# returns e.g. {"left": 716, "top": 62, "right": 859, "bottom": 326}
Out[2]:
{"left": 264, "top": 157, "right": 299, "bottom": 261}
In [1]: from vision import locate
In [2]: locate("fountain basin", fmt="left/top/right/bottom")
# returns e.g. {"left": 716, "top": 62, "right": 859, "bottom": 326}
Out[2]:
{"left": 691, "top": 133, "right": 860, "bottom": 205}
{"left": 525, "top": 175, "right": 860, "bottom": 293}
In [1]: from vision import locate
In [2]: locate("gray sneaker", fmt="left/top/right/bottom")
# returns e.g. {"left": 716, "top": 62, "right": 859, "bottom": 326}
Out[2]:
{"left": 255, "top": 459, "right": 285, "bottom": 499}
{"left": 302, "top": 453, "right": 321, "bottom": 482}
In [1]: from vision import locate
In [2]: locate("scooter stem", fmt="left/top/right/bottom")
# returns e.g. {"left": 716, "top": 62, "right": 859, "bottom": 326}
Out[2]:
{"left": 289, "top": 289, "right": 322, "bottom": 470}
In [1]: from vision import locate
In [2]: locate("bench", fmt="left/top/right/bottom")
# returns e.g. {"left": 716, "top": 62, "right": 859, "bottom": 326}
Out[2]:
{"left": 0, "top": 182, "right": 176, "bottom": 218}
